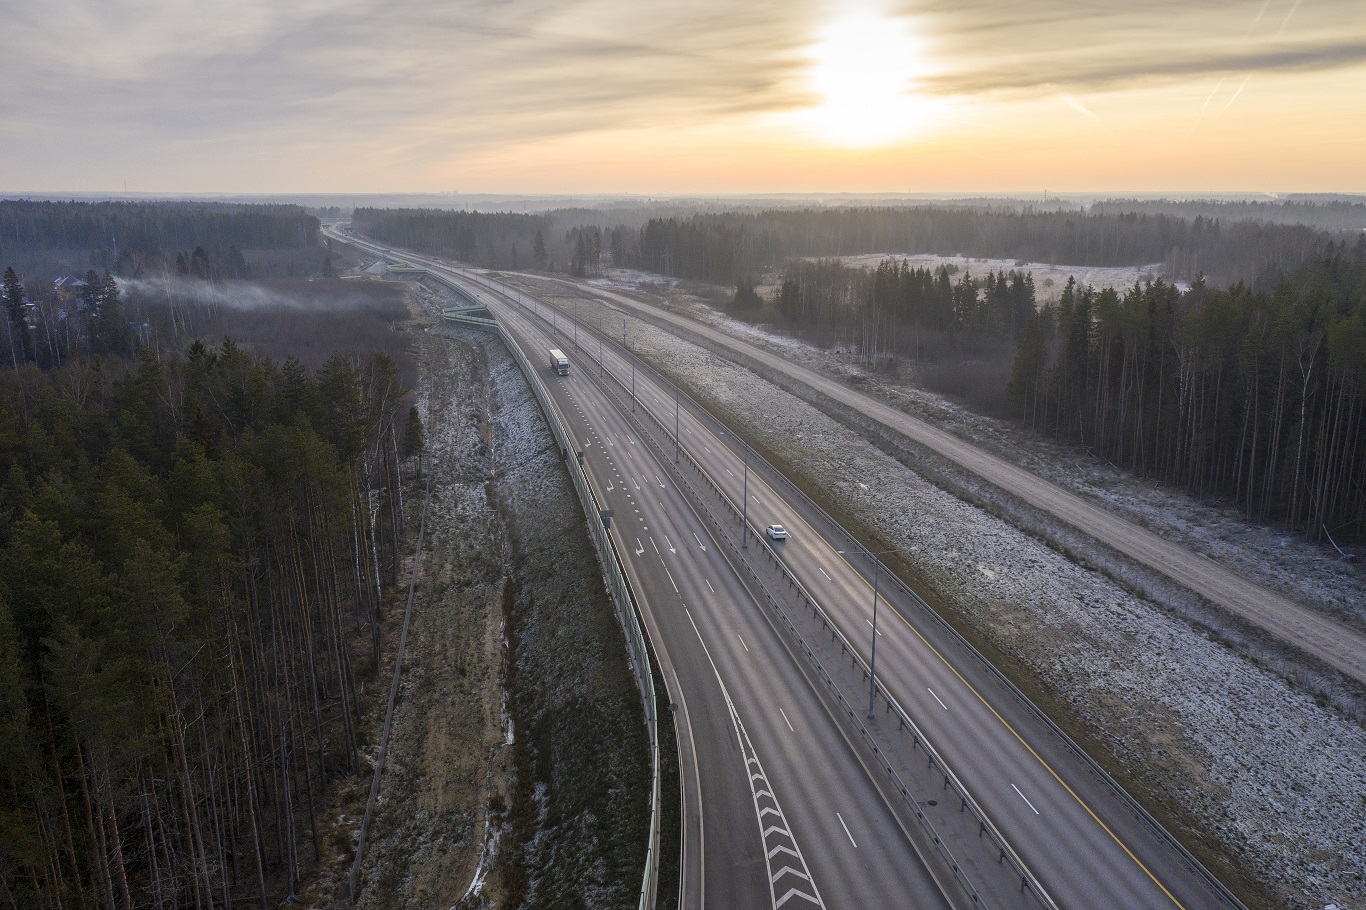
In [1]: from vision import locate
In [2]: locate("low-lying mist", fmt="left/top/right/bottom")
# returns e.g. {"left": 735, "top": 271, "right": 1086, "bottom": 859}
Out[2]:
{"left": 120, "top": 276, "right": 414, "bottom": 383}
{"left": 118, "top": 275, "right": 406, "bottom": 314}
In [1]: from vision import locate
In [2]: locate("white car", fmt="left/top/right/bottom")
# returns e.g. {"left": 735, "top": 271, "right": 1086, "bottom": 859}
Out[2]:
{"left": 765, "top": 524, "right": 789, "bottom": 540}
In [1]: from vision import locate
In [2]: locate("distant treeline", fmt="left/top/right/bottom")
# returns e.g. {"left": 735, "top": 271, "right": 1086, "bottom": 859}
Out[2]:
{"left": 0, "top": 339, "right": 416, "bottom": 907}
{"left": 751, "top": 258, "right": 1035, "bottom": 363}
{"left": 1091, "top": 198, "right": 1366, "bottom": 233}
{"left": 624, "top": 208, "right": 1332, "bottom": 287}
{"left": 353, "top": 206, "right": 562, "bottom": 271}
{"left": 0, "top": 200, "right": 320, "bottom": 279}
{"left": 1008, "top": 240, "right": 1366, "bottom": 541}
{"left": 0, "top": 200, "right": 318, "bottom": 253}
{"left": 356, "top": 204, "right": 1336, "bottom": 287}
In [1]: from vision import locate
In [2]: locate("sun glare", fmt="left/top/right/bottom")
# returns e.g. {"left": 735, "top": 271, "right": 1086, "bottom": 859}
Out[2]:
{"left": 801, "top": 11, "right": 940, "bottom": 147}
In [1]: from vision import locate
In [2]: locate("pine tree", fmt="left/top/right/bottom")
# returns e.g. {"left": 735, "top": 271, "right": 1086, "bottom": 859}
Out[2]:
{"left": 731, "top": 278, "right": 763, "bottom": 311}
{"left": 3, "top": 267, "right": 31, "bottom": 365}
{"left": 401, "top": 404, "right": 425, "bottom": 470}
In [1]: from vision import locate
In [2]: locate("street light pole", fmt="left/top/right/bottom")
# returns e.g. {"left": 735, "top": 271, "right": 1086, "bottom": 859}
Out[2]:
{"left": 867, "top": 556, "right": 882, "bottom": 719}
{"left": 741, "top": 441, "right": 749, "bottom": 548}
{"left": 837, "top": 546, "right": 898, "bottom": 719}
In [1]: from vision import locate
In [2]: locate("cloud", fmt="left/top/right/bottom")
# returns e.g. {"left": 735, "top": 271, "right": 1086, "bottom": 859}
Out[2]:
{"left": 1060, "top": 94, "right": 1100, "bottom": 122}
{"left": 922, "top": 38, "right": 1366, "bottom": 97}
{"left": 1, "top": 0, "right": 1364, "bottom": 190}
{"left": 905, "top": 0, "right": 1366, "bottom": 97}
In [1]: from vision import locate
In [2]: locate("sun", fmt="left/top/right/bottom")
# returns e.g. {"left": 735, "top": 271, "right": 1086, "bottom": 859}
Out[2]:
{"left": 801, "top": 10, "right": 941, "bottom": 148}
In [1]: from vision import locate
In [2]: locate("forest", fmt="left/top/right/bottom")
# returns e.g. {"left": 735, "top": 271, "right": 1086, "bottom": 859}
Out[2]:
{"left": 0, "top": 200, "right": 320, "bottom": 281}
{"left": 719, "top": 241, "right": 1366, "bottom": 543}
{"left": 0, "top": 329, "right": 415, "bottom": 907}
{"left": 1089, "top": 197, "right": 1366, "bottom": 233}
{"left": 0, "top": 202, "right": 420, "bottom": 907}
{"left": 355, "top": 203, "right": 1340, "bottom": 287}
{"left": 1007, "top": 241, "right": 1366, "bottom": 544}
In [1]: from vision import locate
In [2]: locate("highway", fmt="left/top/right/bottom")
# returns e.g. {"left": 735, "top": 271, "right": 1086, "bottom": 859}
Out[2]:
{"left": 326, "top": 226, "right": 1249, "bottom": 910}
{"left": 533, "top": 275, "right": 1366, "bottom": 688}
{"left": 490, "top": 281, "right": 958, "bottom": 908}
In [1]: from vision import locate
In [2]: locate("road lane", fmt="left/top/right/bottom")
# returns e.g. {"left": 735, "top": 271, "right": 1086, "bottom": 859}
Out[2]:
{"left": 497, "top": 296, "right": 955, "bottom": 909}
{"left": 326, "top": 226, "right": 1246, "bottom": 910}
{"left": 488, "top": 276, "right": 1239, "bottom": 910}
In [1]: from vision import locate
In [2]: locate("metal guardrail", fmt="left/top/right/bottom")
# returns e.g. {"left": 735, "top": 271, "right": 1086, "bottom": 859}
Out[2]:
{"left": 363, "top": 248, "right": 1246, "bottom": 910}
{"left": 561, "top": 287, "right": 1252, "bottom": 910}
{"left": 587, "top": 345, "right": 1048, "bottom": 910}
{"left": 440, "top": 305, "right": 499, "bottom": 329}
{"left": 476, "top": 290, "right": 662, "bottom": 910}
{"left": 487, "top": 278, "right": 1039, "bottom": 909}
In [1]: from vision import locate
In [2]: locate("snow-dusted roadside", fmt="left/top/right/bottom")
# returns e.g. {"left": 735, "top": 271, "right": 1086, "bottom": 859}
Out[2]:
{"left": 552, "top": 273, "right": 1366, "bottom": 910}
{"left": 583, "top": 271, "right": 1365, "bottom": 631}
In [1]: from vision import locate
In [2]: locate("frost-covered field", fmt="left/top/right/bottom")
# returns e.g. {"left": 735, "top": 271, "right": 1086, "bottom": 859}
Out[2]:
{"left": 828, "top": 253, "right": 1187, "bottom": 302}
{"left": 557, "top": 274, "right": 1366, "bottom": 910}
{"left": 592, "top": 276, "right": 1366, "bottom": 627}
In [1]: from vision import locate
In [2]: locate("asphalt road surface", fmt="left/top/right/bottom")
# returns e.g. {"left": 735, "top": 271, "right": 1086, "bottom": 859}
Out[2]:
{"left": 538, "top": 274, "right": 1366, "bottom": 688}
{"left": 482, "top": 281, "right": 958, "bottom": 908}
{"left": 326, "top": 227, "right": 1252, "bottom": 910}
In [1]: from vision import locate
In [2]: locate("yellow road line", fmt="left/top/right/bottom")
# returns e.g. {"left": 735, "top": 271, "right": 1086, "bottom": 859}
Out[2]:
{"left": 685, "top": 410, "right": 1186, "bottom": 909}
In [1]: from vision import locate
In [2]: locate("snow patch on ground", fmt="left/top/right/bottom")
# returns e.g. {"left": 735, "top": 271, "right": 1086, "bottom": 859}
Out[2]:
{"left": 828, "top": 253, "right": 1188, "bottom": 302}
{"left": 531, "top": 275, "right": 1366, "bottom": 910}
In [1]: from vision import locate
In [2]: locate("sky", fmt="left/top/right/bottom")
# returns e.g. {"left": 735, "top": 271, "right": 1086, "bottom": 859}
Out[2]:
{"left": 2, "top": 0, "right": 1364, "bottom": 195}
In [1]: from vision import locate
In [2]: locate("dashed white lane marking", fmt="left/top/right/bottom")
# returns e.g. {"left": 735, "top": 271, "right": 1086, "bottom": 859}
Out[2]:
{"left": 706, "top": 445, "right": 713, "bottom": 454}
{"left": 725, "top": 468, "right": 734, "bottom": 477}
{"left": 705, "top": 578, "right": 715, "bottom": 593}
{"left": 836, "top": 813, "right": 858, "bottom": 848}
{"left": 665, "top": 566, "right": 679, "bottom": 593}
{"left": 865, "top": 619, "right": 882, "bottom": 636}
{"left": 778, "top": 708, "right": 794, "bottom": 732}
{"left": 817, "top": 567, "right": 831, "bottom": 580}
{"left": 737, "top": 634, "right": 750, "bottom": 653}
{"left": 752, "top": 495, "right": 760, "bottom": 504}
{"left": 682, "top": 608, "right": 824, "bottom": 910}
{"left": 649, "top": 537, "right": 659, "bottom": 554}
{"left": 927, "top": 688, "right": 948, "bottom": 710}
{"left": 1012, "top": 784, "right": 1040, "bottom": 815}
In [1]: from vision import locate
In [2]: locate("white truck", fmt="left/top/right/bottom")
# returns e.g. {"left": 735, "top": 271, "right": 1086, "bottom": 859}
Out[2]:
{"left": 549, "top": 348, "right": 569, "bottom": 376}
